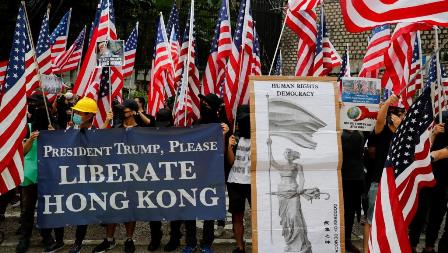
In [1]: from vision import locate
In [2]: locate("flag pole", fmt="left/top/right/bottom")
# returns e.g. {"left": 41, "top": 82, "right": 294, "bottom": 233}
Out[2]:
{"left": 268, "top": 9, "right": 287, "bottom": 76}
{"left": 106, "top": 0, "right": 113, "bottom": 126}
{"left": 266, "top": 93, "right": 273, "bottom": 244}
{"left": 417, "top": 31, "right": 424, "bottom": 96}
{"left": 22, "top": 1, "right": 53, "bottom": 128}
{"left": 434, "top": 26, "right": 443, "bottom": 123}
{"left": 183, "top": 0, "right": 194, "bottom": 127}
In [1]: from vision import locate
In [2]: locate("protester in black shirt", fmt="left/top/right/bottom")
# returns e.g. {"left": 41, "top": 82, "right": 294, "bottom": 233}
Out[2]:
{"left": 93, "top": 100, "right": 139, "bottom": 253}
{"left": 341, "top": 130, "right": 365, "bottom": 253}
{"left": 181, "top": 94, "right": 230, "bottom": 253}
{"left": 134, "top": 96, "right": 155, "bottom": 127}
{"left": 364, "top": 94, "right": 403, "bottom": 251}
{"left": 409, "top": 113, "right": 448, "bottom": 253}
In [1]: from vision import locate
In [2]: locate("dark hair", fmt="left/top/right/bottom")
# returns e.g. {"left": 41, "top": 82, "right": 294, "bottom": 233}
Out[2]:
{"left": 134, "top": 97, "right": 146, "bottom": 106}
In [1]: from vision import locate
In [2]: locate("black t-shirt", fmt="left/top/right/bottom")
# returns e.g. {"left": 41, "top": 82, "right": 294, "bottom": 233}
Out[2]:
{"left": 371, "top": 126, "right": 394, "bottom": 183}
{"left": 431, "top": 132, "right": 448, "bottom": 186}
{"left": 135, "top": 112, "right": 155, "bottom": 127}
{"left": 341, "top": 130, "right": 365, "bottom": 180}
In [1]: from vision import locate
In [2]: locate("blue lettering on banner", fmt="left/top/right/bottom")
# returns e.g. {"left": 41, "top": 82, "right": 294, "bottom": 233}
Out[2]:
{"left": 37, "top": 124, "right": 225, "bottom": 228}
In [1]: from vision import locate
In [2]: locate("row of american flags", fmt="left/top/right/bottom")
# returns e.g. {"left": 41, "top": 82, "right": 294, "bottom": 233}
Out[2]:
{"left": 0, "top": 1, "right": 447, "bottom": 252}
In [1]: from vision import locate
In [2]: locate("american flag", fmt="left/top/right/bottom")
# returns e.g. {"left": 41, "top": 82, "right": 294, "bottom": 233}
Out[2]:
{"left": 285, "top": 7, "right": 317, "bottom": 47}
{"left": 49, "top": 9, "right": 71, "bottom": 61}
{"left": 0, "top": 5, "right": 38, "bottom": 194}
{"left": 252, "top": 27, "right": 262, "bottom": 76}
{"left": 358, "top": 25, "right": 390, "bottom": 78}
{"left": 338, "top": 45, "right": 351, "bottom": 81}
{"left": 93, "top": 67, "right": 112, "bottom": 129}
{"left": 442, "top": 65, "right": 448, "bottom": 106}
{"left": 0, "top": 61, "right": 7, "bottom": 90}
{"left": 173, "top": 3, "right": 201, "bottom": 126}
{"left": 381, "top": 23, "right": 430, "bottom": 108}
{"left": 167, "top": 2, "right": 181, "bottom": 89}
{"left": 294, "top": 38, "right": 314, "bottom": 76}
{"left": 122, "top": 23, "right": 138, "bottom": 78}
{"left": 202, "top": 0, "right": 232, "bottom": 96}
{"left": 74, "top": 0, "right": 117, "bottom": 96}
{"left": 406, "top": 33, "right": 423, "bottom": 105}
{"left": 223, "top": 0, "right": 254, "bottom": 122}
{"left": 312, "top": 6, "right": 341, "bottom": 76}
{"left": 340, "top": 0, "right": 448, "bottom": 32}
{"left": 368, "top": 86, "right": 435, "bottom": 253}
{"left": 36, "top": 12, "right": 52, "bottom": 76}
{"left": 52, "top": 27, "right": 86, "bottom": 74}
{"left": 147, "top": 16, "right": 171, "bottom": 116}
{"left": 426, "top": 56, "right": 447, "bottom": 117}
{"left": 288, "top": 0, "right": 320, "bottom": 11}
{"left": 273, "top": 49, "right": 282, "bottom": 76}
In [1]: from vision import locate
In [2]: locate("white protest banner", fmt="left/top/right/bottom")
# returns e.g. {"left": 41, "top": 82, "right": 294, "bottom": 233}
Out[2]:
{"left": 340, "top": 77, "right": 381, "bottom": 131}
{"left": 96, "top": 40, "right": 124, "bottom": 67}
{"left": 250, "top": 76, "right": 343, "bottom": 253}
{"left": 41, "top": 74, "right": 63, "bottom": 94}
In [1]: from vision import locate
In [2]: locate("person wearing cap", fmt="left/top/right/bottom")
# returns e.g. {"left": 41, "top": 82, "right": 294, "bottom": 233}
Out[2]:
{"left": 62, "top": 97, "right": 98, "bottom": 253}
{"left": 226, "top": 105, "right": 251, "bottom": 253}
{"left": 93, "top": 99, "right": 139, "bottom": 253}
{"left": 364, "top": 94, "right": 404, "bottom": 252}
{"left": 181, "top": 93, "right": 230, "bottom": 253}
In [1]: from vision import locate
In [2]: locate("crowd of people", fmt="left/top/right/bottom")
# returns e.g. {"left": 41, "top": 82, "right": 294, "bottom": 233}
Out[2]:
{"left": 342, "top": 94, "right": 448, "bottom": 253}
{"left": 0, "top": 89, "right": 447, "bottom": 253}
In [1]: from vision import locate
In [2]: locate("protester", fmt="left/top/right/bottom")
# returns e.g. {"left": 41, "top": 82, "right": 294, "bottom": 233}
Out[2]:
{"left": 53, "top": 91, "right": 76, "bottom": 129}
{"left": 147, "top": 108, "right": 184, "bottom": 252}
{"left": 341, "top": 129, "right": 365, "bottom": 253}
{"left": 409, "top": 113, "right": 448, "bottom": 253}
{"left": 65, "top": 96, "right": 98, "bottom": 253}
{"left": 181, "top": 94, "right": 230, "bottom": 253}
{"left": 364, "top": 94, "right": 403, "bottom": 252}
{"left": 226, "top": 105, "right": 251, "bottom": 253}
{"left": 92, "top": 99, "right": 140, "bottom": 253}
{"left": 14, "top": 94, "right": 51, "bottom": 253}
{"left": 134, "top": 96, "right": 155, "bottom": 126}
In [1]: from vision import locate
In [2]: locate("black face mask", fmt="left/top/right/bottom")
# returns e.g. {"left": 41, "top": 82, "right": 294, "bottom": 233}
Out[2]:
{"left": 237, "top": 117, "right": 250, "bottom": 138}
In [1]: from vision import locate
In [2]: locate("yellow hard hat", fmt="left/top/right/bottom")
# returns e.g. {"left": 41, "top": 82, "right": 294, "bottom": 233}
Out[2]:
{"left": 72, "top": 97, "right": 97, "bottom": 113}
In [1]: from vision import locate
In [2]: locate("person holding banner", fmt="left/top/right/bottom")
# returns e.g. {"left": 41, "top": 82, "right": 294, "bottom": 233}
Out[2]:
{"left": 16, "top": 94, "right": 54, "bottom": 253}
{"left": 92, "top": 99, "right": 140, "bottom": 253}
{"left": 181, "top": 94, "right": 230, "bottom": 253}
{"left": 226, "top": 105, "right": 251, "bottom": 253}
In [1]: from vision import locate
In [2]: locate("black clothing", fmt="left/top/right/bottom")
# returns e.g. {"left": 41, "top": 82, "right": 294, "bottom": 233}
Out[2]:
{"left": 409, "top": 184, "right": 448, "bottom": 247}
{"left": 185, "top": 220, "right": 214, "bottom": 247}
{"left": 343, "top": 180, "right": 363, "bottom": 243}
{"left": 341, "top": 130, "right": 365, "bottom": 180}
{"left": 19, "top": 184, "right": 37, "bottom": 239}
{"left": 56, "top": 97, "right": 70, "bottom": 129}
{"left": 227, "top": 183, "right": 251, "bottom": 214}
{"left": 135, "top": 113, "right": 154, "bottom": 127}
{"left": 75, "top": 225, "right": 88, "bottom": 245}
{"left": 371, "top": 126, "right": 393, "bottom": 183}
{"left": 40, "top": 227, "right": 64, "bottom": 244}
{"left": 431, "top": 132, "right": 448, "bottom": 186}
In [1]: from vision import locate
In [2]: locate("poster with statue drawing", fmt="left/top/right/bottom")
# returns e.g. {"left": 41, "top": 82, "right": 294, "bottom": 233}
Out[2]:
{"left": 250, "top": 77, "right": 343, "bottom": 253}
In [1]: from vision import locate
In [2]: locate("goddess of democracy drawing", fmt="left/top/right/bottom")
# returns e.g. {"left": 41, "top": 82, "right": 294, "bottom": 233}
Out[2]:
{"left": 266, "top": 97, "right": 329, "bottom": 253}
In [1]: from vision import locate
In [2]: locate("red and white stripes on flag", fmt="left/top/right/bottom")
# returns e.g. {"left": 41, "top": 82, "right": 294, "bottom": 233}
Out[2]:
{"left": 358, "top": 25, "right": 390, "bottom": 78}
{"left": 35, "top": 12, "right": 52, "bottom": 75}
{"left": 407, "top": 32, "right": 423, "bottom": 105}
{"left": 0, "top": 5, "right": 37, "bottom": 194}
{"left": 52, "top": 27, "right": 86, "bottom": 74}
{"left": 122, "top": 23, "right": 139, "bottom": 78}
{"left": 382, "top": 23, "right": 431, "bottom": 108}
{"left": 173, "top": 3, "right": 201, "bottom": 127}
{"left": 286, "top": 7, "right": 317, "bottom": 47}
{"left": 312, "top": 6, "right": 341, "bottom": 76}
{"left": 49, "top": 9, "right": 71, "bottom": 61}
{"left": 368, "top": 87, "right": 435, "bottom": 253}
{"left": 340, "top": 0, "right": 448, "bottom": 32}
{"left": 294, "top": 39, "right": 314, "bottom": 76}
{"left": 0, "top": 61, "right": 7, "bottom": 87}
{"left": 223, "top": 0, "right": 254, "bottom": 122}
{"left": 202, "top": 0, "right": 232, "bottom": 96}
{"left": 288, "top": 0, "right": 320, "bottom": 11}
{"left": 74, "top": 0, "right": 117, "bottom": 97}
